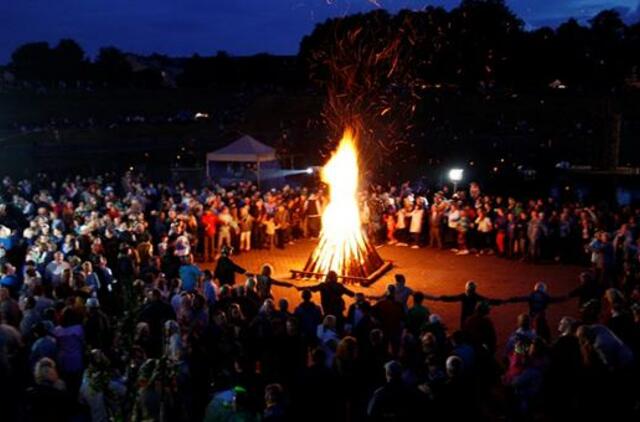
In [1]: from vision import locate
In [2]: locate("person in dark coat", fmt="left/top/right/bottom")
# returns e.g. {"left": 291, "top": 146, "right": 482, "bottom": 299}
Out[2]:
{"left": 346, "top": 293, "right": 375, "bottom": 347}
{"left": 547, "top": 316, "right": 582, "bottom": 420}
{"left": 24, "top": 357, "right": 75, "bottom": 422}
{"left": 568, "top": 271, "right": 603, "bottom": 308}
{"left": 292, "top": 348, "right": 339, "bottom": 422}
{"left": 507, "top": 282, "right": 567, "bottom": 341}
{"left": 371, "top": 285, "right": 405, "bottom": 354}
{"left": 425, "top": 280, "right": 504, "bottom": 327}
{"left": 263, "top": 383, "right": 288, "bottom": 422}
{"left": 463, "top": 301, "right": 498, "bottom": 355}
{"left": 138, "top": 288, "right": 176, "bottom": 357}
{"left": 366, "top": 360, "right": 422, "bottom": 421}
{"left": 83, "top": 298, "right": 112, "bottom": 351}
{"left": 293, "top": 289, "right": 323, "bottom": 344}
{"left": 297, "top": 271, "right": 355, "bottom": 324}
{"left": 214, "top": 246, "right": 247, "bottom": 286}
{"left": 255, "top": 264, "right": 295, "bottom": 301}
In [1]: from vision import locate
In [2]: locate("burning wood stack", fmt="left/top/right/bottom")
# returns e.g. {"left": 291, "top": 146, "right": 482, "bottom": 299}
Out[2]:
{"left": 291, "top": 129, "right": 391, "bottom": 286}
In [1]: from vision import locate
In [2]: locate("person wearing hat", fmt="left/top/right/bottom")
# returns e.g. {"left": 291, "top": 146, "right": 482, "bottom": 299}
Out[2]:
{"left": 214, "top": 246, "right": 248, "bottom": 286}
{"left": 424, "top": 280, "right": 504, "bottom": 328}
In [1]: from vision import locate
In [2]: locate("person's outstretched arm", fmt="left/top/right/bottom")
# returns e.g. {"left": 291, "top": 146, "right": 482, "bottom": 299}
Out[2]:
{"left": 232, "top": 261, "right": 247, "bottom": 275}
{"left": 297, "top": 282, "right": 322, "bottom": 292}
{"left": 505, "top": 295, "right": 528, "bottom": 304}
{"left": 437, "top": 293, "right": 465, "bottom": 302}
{"left": 418, "top": 292, "right": 443, "bottom": 301}
{"left": 339, "top": 284, "right": 356, "bottom": 298}
{"left": 271, "top": 277, "right": 295, "bottom": 288}
{"left": 476, "top": 293, "right": 506, "bottom": 305}
{"left": 548, "top": 294, "right": 571, "bottom": 303}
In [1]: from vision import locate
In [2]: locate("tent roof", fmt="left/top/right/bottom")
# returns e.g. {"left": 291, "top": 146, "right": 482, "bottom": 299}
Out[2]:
{"left": 207, "top": 135, "right": 276, "bottom": 162}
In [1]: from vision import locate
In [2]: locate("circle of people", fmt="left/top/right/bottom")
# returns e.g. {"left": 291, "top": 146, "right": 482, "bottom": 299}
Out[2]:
{"left": 0, "top": 172, "right": 639, "bottom": 421}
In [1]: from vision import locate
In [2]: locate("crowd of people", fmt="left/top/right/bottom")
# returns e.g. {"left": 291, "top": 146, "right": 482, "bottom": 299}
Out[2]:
{"left": 0, "top": 172, "right": 640, "bottom": 421}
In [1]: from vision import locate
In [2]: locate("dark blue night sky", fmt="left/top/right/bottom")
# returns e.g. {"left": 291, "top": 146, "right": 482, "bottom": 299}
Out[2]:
{"left": 1, "top": 1, "right": 638, "bottom": 63}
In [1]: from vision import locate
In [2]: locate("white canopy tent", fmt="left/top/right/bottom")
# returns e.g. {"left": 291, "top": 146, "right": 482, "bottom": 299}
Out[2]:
{"left": 206, "top": 135, "right": 278, "bottom": 186}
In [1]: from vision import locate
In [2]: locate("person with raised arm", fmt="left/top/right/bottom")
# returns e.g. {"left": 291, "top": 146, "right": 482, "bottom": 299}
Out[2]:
{"left": 366, "top": 274, "right": 413, "bottom": 311}
{"left": 255, "top": 263, "right": 295, "bottom": 302}
{"left": 505, "top": 281, "right": 567, "bottom": 341}
{"left": 297, "top": 271, "right": 355, "bottom": 325}
{"left": 423, "top": 280, "right": 504, "bottom": 327}
{"left": 214, "top": 246, "right": 249, "bottom": 286}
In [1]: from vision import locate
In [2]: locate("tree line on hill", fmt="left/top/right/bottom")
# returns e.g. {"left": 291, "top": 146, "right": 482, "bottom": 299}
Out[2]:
{"left": 6, "top": 41, "right": 303, "bottom": 89}
{"left": 5, "top": 1, "right": 640, "bottom": 93}
{"left": 300, "top": 0, "right": 640, "bottom": 94}
{"left": 8, "top": 41, "right": 162, "bottom": 88}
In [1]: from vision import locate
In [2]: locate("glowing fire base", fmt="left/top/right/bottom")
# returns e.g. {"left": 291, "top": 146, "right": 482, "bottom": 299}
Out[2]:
{"left": 290, "top": 129, "right": 391, "bottom": 286}
{"left": 290, "top": 259, "right": 392, "bottom": 286}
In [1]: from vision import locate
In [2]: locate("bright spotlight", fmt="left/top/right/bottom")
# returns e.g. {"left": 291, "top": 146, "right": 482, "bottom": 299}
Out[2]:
{"left": 448, "top": 168, "right": 463, "bottom": 182}
{"left": 306, "top": 167, "right": 314, "bottom": 174}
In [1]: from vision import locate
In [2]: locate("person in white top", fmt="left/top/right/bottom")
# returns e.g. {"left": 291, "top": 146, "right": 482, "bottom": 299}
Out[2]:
{"left": 395, "top": 205, "right": 409, "bottom": 246}
{"left": 217, "top": 207, "right": 233, "bottom": 251}
{"left": 429, "top": 195, "right": 446, "bottom": 248}
{"left": 447, "top": 202, "right": 461, "bottom": 250}
{"left": 409, "top": 203, "right": 425, "bottom": 249}
{"left": 44, "top": 251, "right": 71, "bottom": 286}
{"left": 475, "top": 208, "right": 494, "bottom": 255}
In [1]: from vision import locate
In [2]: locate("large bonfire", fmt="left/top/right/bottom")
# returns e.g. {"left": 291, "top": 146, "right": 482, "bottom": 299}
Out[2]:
{"left": 297, "top": 128, "right": 389, "bottom": 285}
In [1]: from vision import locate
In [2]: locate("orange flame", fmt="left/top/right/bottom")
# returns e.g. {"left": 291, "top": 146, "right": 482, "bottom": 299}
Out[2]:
{"left": 306, "top": 128, "right": 370, "bottom": 276}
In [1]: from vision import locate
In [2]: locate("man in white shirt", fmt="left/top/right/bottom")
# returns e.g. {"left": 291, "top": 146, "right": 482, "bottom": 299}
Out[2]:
{"left": 44, "top": 251, "right": 70, "bottom": 286}
{"left": 409, "top": 203, "right": 424, "bottom": 249}
{"left": 447, "top": 203, "right": 461, "bottom": 250}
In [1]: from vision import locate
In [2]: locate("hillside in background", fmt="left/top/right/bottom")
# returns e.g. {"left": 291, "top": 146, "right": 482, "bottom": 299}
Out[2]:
{"left": 1, "top": 2, "right": 640, "bottom": 187}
